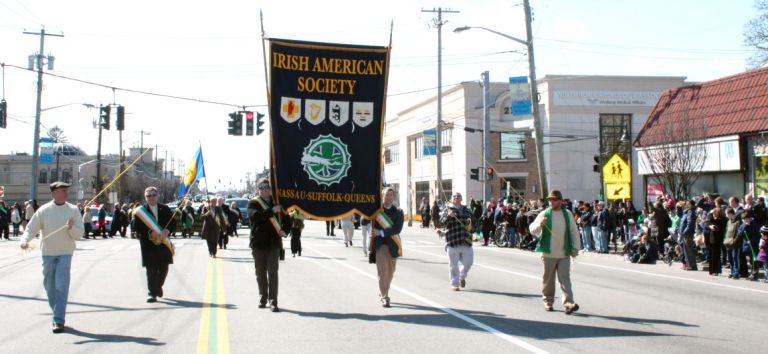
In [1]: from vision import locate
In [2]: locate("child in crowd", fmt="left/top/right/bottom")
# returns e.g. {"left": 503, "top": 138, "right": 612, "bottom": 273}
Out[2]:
{"left": 759, "top": 226, "right": 768, "bottom": 283}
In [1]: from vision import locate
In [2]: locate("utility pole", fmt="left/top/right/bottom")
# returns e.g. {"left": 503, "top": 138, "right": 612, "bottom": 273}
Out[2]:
{"left": 24, "top": 28, "right": 63, "bottom": 200}
{"left": 524, "top": 0, "right": 548, "bottom": 198}
{"left": 482, "top": 71, "right": 491, "bottom": 203}
{"left": 422, "top": 7, "right": 458, "bottom": 203}
{"left": 96, "top": 107, "right": 104, "bottom": 202}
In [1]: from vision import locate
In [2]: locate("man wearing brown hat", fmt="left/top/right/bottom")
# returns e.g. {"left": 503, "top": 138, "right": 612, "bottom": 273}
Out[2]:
{"left": 529, "top": 190, "right": 582, "bottom": 314}
{"left": 20, "top": 181, "right": 84, "bottom": 333}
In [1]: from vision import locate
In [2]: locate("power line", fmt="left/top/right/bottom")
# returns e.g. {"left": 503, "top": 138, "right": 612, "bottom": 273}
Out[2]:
{"left": 1, "top": 62, "right": 253, "bottom": 109}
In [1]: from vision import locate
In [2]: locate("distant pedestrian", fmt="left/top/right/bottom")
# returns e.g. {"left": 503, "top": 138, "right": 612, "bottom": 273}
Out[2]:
{"left": 370, "top": 188, "right": 403, "bottom": 307}
{"left": 360, "top": 216, "right": 371, "bottom": 257}
{"left": 0, "top": 200, "right": 9, "bottom": 240}
{"left": 419, "top": 197, "right": 430, "bottom": 228}
{"left": 201, "top": 198, "right": 222, "bottom": 258}
{"left": 19, "top": 181, "right": 84, "bottom": 333}
{"left": 431, "top": 200, "right": 440, "bottom": 229}
{"left": 342, "top": 214, "right": 355, "bottom": 247}
{"left": 289, "top": 209, "right": 304, "bottom": 257}
{"left": 11, "top": 203, "right": 23, "bottom": 238}
{"left": 133, "top": 186, "right": 174, "bottom": 303}
{"left": 439, "top": 192, "right": 475, "bottom": 291}
{"left": 530, "top": 190, "right": 582, "bottom": 314}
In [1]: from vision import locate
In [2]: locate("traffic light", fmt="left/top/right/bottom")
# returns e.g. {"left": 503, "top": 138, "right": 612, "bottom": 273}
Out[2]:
{"left": 256, "top": 112, "right": 265, "bottom": 135}
{"left": 245, "top": 111, "right": 254, "bottom": 136}
{"left": 227, "top": 112, "right": 242, "bottom": 135}
{"left": 0, "top": 99, "right": 7, "bottom": 128}
{"left": 593, "top": 155, "right": 600, "bottom": 172}
{"left": 116, "top": 106, "right": 125, "bottom": 131}
{"left": 486, "top": 167, "right": 494, "bottom": 180}
{"left": 100, "top": 105, "right": 111, "bottom": 130}
{"left": 470, "top": 168, "right": 479, "bottom": 180}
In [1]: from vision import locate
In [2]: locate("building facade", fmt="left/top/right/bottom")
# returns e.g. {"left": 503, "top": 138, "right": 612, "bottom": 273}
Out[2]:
{"left": 635, "top": 67, "right": 768, "bottom": 200}
{"left": 384, "top": 75, "right": 687, "bottom": 218}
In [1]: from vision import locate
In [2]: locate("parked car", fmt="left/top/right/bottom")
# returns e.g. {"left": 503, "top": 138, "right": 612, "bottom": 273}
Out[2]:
{"left": 88, "top": 207, "right": 112, "bottom": 236}
{"left": 225, "top": 197, "right": 250, "bottom": 228}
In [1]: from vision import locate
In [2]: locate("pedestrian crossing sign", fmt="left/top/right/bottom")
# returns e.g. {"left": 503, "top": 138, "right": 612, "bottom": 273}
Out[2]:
{"left": 602, "top": 154, "right": 631, "bottom": 184}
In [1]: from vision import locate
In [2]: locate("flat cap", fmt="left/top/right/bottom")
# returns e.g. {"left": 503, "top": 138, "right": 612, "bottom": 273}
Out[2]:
{"left": 49, "top": 181, "right": 70, "bottom": 191}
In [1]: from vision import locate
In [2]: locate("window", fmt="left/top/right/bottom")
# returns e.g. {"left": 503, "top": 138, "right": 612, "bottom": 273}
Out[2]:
{"left": 414, "top": 181, "right": 430, "bottom": 210}
{"left": 415, "top": 136, "right": 425, "bottom": 159}
{"left": 50, "top": 168, "right": 58, "bottom": 182}
{"left": 440, "top": 129, "right": 452, "bottom": 153}
{"left": 62, "top": 169, "right": 72, "bottom": 183}
{"left": 38, "top": 169, "right": 48, "bottom": 184}
{"left": 599, "top": 114, "right": 631, "bottom": 164}
{"left": 384, "top": 144, "right": 399, "bottom": 165}
{"left": 500, "top": 132, "right": 526, "bottom": 160}
{"left": 501, "top": 177, "right": 526, "bottom": 203}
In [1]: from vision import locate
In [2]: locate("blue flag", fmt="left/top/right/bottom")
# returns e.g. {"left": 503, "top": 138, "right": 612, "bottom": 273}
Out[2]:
{"left": 178, "top": 146, "right": 206, "bottom": 199}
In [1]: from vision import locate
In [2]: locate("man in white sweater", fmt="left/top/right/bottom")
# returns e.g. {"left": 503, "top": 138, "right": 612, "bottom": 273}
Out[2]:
{"left": 529, "top": 190, "right": 582, "bottom": 314}
{"left": 20, "top": 181, "right": 84, "bottom": 333}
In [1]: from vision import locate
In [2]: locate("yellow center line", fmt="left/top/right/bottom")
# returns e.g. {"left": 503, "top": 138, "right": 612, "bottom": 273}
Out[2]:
{"left": 196, "top": 257, "right": 230, "bottom": 354}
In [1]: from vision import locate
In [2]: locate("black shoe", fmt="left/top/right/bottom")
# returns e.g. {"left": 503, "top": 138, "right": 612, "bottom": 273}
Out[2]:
{"left": 382, "top": 298, "right": 391, "bottom": 308}
{"left": 565, "top": 303, "right": 580, "bottom": 315}
{"left": 258, "top": 303, "right": 267, "bottom": 309}
{"left": 52, "top": 323, "right": 65, "bottom": 333}
{"left": 158, "top": 289, "right": 163, "bottom": 298}
{"left": 345, "top": 242, "right": 348, "bottom": 247}
{"left": 146, "top": 296, "right": 157, "bottom": 303}
{"left": 270, "top": 304, "right": 280, "bottom": 312}
{"left": 350, "top": 241, "right": 353, "bottom": 246}
{"left": 460, "top": 278, "right": 466, "bottom": 288}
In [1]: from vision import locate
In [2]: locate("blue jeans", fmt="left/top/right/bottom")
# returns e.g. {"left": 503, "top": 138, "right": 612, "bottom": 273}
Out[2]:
{"left": 591, "top": 227, "right": 601, "bottom": 252}
{"left": 42, "top": 255, "right": 72, "bottom": 325}
{"left": 728, "top": 248, "right": 740, "bottom": 278}
{"left": 581, "top": 226, "right": 593, "bottom": 251}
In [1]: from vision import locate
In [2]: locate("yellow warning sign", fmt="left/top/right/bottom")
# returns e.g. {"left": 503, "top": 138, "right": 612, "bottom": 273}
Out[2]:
{"left": 606, "top": 183, "right": 631, "bottom": 200}
{"left": 602, "top": 154, "right": 631, "bottom": 184}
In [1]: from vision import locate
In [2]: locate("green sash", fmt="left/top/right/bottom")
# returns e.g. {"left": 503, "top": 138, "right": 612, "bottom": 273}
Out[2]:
{"left": 535, "top": 207, "right": 572, "bottom": 255}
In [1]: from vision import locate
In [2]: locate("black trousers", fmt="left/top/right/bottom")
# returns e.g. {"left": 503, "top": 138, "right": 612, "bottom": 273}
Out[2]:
{"left": 145, "top": 263, "right": 169, "bottom": 297}
{"left": 290, "top": 229, "right": 302, "bottom": 255}
{"left": 218, "top": 232, "right": 229, "bottom": 248}
{"left": 326, "top": 221, "right": 335, "bottom": 236}
{"left": 206, "top": 238, "right": 218, "bottom": 257}
{"left": 252, "top": 248, "right": 279, "bottom": 305}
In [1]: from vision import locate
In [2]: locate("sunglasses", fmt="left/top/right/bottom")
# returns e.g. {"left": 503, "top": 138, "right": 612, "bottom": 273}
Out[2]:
{"left": 258, "top": 185, "right": 271, "bottom": 190}
{"left": 145, "top": 194, "right": 158, "bottom": 197}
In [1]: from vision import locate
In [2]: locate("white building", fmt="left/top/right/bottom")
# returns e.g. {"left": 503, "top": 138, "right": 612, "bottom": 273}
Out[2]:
{"left": 383, "top": 75, "right": 687, "bottom": 220}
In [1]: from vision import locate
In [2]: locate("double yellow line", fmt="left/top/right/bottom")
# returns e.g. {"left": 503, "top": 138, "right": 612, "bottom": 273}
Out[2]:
{"left": 197, "top": 257, "right": 230, "bottom": 354}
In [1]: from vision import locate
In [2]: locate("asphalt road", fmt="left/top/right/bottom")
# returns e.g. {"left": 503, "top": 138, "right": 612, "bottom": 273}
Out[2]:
{"left": 1, "top": 220, "right": 766, "bottom": 353}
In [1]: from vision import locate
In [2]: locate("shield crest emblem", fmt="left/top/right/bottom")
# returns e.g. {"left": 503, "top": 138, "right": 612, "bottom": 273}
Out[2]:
{"left": 305, "top": 99, "right": 326, "bottom": 125}
{"left": 352, "top": 102, "right": 374, "bottom": 128}
{"left": 328, "top": 101, "right": 349, "bottom": 127}
{"left": 280, "top": 97, "right": 301, "bottom": 123}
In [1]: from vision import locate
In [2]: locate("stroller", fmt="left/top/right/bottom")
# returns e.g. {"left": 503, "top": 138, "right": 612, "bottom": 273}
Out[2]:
{"left": 660, "top": 235, "right": 682, "bottom": 266}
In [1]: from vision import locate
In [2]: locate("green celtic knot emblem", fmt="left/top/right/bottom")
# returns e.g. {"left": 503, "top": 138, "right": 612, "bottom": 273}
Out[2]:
{"left": 300, "top": 134, "right": 351, "bottom": 186}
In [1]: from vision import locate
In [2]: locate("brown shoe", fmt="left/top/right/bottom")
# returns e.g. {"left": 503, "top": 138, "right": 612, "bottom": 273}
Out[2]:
{"left": 459, "top": 278, "right": 466, "bottom": 288}
{"left": 565, "top": 303, "right": 580, "bottom": 315}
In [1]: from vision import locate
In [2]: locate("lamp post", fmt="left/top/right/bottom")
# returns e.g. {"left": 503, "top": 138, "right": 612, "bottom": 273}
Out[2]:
{"left": 454, "top": 0, "right": 548, "bottom": 198}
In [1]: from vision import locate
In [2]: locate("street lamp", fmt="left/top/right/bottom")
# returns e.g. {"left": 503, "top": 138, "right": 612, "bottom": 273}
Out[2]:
{"left": 454, "top": 1, "right": 548, "bottom": 198}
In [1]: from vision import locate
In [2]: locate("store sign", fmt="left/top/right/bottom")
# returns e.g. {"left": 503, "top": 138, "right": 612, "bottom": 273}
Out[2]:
{"left": 554, "top": 90, "right": 661, "bottom": 106}
{"left": 40, "top": 137, "right": 54, "bottom": 165}
{"left": 509, "top": 76, "right": 532, "bottom": 116}
{"left": 422, "top": 129, "right": 437, "bottom": 156}
{"left": 637, "top": 136, "right": 741, "bottom": 175}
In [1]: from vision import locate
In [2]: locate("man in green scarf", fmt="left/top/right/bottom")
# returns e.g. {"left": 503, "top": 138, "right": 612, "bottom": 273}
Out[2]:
{"left": 530, "top": 190, "right": 582, "bottom": 314}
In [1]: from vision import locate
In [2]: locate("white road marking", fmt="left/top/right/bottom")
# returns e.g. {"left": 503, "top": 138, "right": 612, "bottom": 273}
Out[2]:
{"left": 307, "top": 246, "right": 548, "bottom": 354}
{"left": 417, "top": 245, "right": 768, "bottom": 295}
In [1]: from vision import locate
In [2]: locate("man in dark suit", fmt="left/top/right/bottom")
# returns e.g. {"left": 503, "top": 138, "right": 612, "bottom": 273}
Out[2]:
{"left": 133, "top": 186, "right": 174, "bottom": 303}
{"left": 248, "top": 178, "right": 289, "bottom": 312}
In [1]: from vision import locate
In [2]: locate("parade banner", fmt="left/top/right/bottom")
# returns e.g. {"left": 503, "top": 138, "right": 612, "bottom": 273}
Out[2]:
{"left": 268, "top": 39, "right": 390, "bottom": 219}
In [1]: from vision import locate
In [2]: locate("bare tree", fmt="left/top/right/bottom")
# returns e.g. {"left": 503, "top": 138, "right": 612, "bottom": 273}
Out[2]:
{"left": 47, "top": 125, "right": 68, "bottom": 143}
{"left": 639, "top": 113, "right": 708, "bottom": 201}
{"left": 745, "top": 0, "right": 768, "bottom": 69}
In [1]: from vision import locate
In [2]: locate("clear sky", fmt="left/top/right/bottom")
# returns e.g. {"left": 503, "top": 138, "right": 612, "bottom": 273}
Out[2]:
{"left": 0, "top": 0, "right": 757, "bottom": 192}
